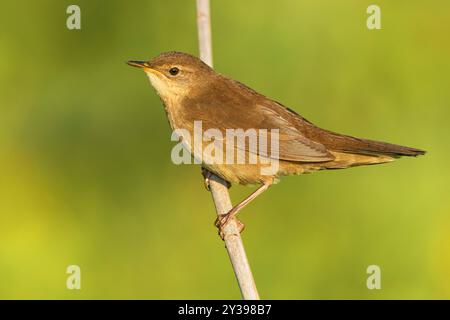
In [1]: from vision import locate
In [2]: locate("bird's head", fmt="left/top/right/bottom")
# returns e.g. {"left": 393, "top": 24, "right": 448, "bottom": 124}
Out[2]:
{"left": 127, "top": 51, "right": 214, "bottom": 101}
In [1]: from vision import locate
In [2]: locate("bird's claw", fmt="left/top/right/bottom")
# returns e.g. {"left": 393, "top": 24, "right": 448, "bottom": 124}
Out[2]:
{"left": 214, "top": 213, "right": 245, "bottom": 240}
{"left": 202, "top": 168, "right": 231, "bottom": 191}
{"left": 201, "top": 167, "right": 212, "bottom": 191}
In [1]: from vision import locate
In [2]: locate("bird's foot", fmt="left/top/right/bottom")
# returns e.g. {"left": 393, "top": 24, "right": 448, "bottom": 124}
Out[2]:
{"left": 201, "top": 168, "right": 231, "bottom": 191}
{"left": 214, "top": 213, "right": 245, "bottom": 240}
{"left": 201, "top": 167, "right": 213, "bottom": 191}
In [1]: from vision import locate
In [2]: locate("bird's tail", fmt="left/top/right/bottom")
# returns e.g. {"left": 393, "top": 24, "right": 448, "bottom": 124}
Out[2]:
{"left": 320, "top": 130, "right": 426, "bottom": 158}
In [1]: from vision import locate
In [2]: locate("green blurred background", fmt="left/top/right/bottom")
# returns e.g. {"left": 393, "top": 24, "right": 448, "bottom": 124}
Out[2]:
{"left": 0, "top": 0, "right": 449, "bottom": 299}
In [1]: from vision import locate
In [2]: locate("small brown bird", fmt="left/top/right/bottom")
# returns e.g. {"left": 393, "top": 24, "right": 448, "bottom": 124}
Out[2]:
{"left": 128, "top": 51, "right": 425, "bottom": 233}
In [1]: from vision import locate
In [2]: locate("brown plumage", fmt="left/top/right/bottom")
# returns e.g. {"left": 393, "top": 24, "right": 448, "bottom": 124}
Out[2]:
{"left": 128, "top": 51, "right": 425, "bottom": 230}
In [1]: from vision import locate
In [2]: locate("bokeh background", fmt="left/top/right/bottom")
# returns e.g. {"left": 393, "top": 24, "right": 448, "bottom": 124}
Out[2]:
{"left": 0, "top": 0, "right": 449, "bottom": 299}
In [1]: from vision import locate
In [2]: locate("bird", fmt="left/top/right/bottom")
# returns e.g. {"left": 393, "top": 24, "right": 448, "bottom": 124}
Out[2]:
{"left": 127, "top": 51, "right": 425, "bottom": 235}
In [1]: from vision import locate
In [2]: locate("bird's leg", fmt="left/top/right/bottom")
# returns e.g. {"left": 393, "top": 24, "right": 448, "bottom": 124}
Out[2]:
{"left": 201, "top": 167, "right": 230, "bottom": 191}
{"left": 215, "top": 183, "right": 271, "bottom": 236}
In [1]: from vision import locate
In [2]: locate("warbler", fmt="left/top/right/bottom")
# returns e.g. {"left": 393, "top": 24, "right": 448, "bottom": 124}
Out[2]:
{"left": 127, "top": 51, "right": 425, "bottom": 232}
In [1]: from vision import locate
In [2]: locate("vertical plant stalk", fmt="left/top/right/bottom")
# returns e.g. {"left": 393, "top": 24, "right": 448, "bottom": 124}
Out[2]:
{"left": 195, "top": 0, "right": 260, "bottom": 300}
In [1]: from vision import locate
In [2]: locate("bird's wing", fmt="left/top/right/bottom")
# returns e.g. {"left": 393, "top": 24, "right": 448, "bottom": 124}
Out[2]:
{"left": 182, "top": 93, "right": 334, "bottom": 162}
{"left": 250, "top": 103, "right": 334, "bottom": 161}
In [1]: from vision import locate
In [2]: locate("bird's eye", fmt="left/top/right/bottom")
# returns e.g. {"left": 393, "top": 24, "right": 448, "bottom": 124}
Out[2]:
{"left": 169, "top": 67, "right": 180, "bottom": 76}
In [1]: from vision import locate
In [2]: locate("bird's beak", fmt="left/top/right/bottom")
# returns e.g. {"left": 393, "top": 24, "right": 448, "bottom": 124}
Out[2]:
{"left": 127, "top": 60, "right": 163, "bottom": 77}
{"left": 127, "top": 60, "right": 148, "bottom": 68}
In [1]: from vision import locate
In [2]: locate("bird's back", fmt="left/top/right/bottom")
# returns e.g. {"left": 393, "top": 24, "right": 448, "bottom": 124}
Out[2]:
{"left": 217, "top": 74, "right": 426, "bottom": 159}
